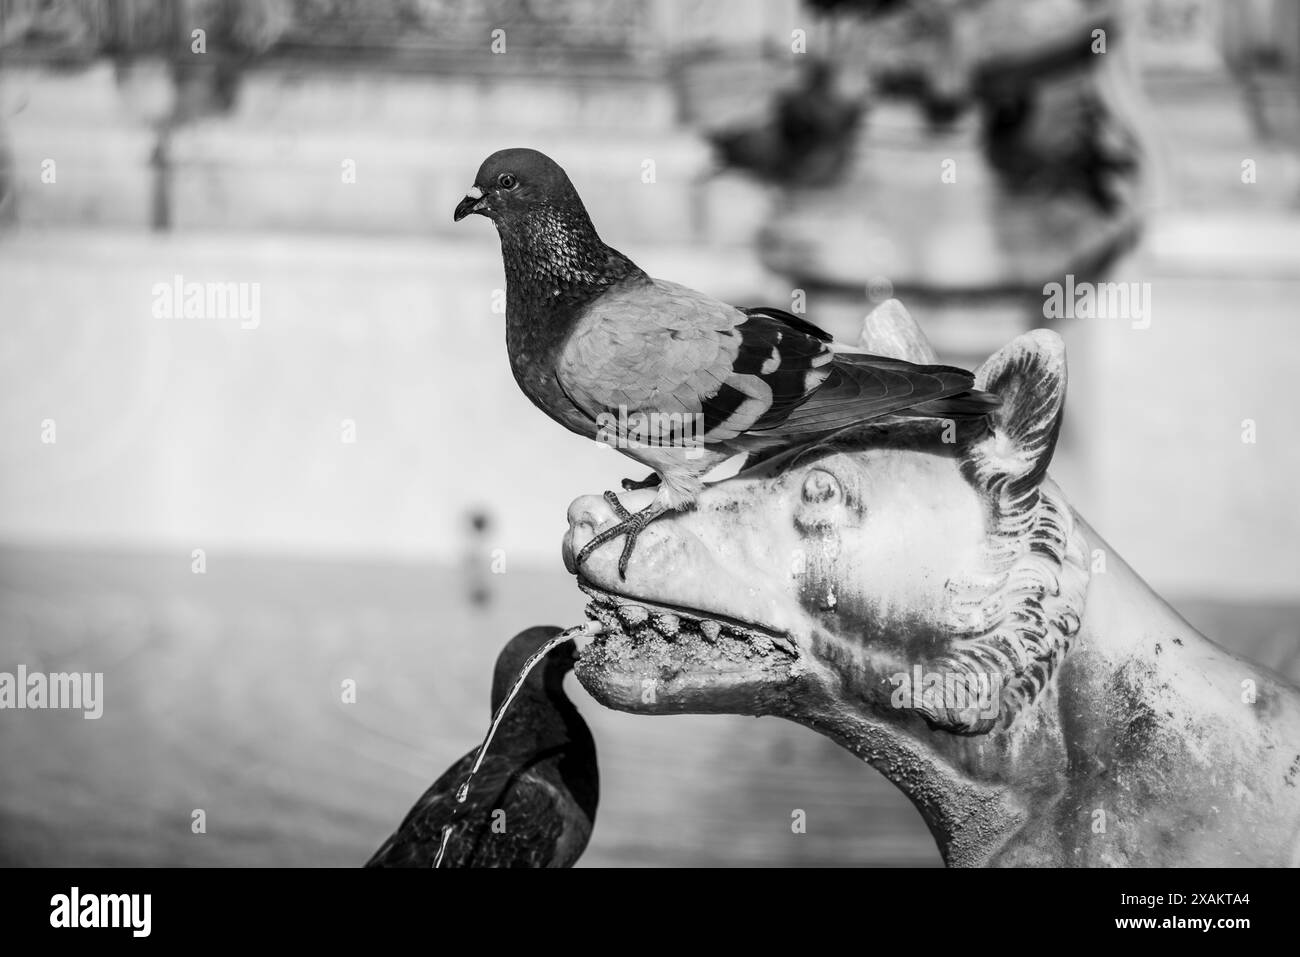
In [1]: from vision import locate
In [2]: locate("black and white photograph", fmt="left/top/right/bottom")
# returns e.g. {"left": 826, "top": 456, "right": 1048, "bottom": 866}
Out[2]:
{"left": 0, "top": 0, "right": 1297, "bottom": 908}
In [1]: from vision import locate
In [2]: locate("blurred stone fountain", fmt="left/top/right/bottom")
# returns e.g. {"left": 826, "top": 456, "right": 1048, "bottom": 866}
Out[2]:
{"left": 685, "top": 0, "right": 1148, "bottom": 368}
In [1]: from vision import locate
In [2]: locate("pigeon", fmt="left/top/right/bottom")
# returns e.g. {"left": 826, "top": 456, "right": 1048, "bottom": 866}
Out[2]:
{"left": 454, "top": 148, "right": 998, "bottom": 577}
{"left": 366, "top": 626, "right": 597, "bottom": 868}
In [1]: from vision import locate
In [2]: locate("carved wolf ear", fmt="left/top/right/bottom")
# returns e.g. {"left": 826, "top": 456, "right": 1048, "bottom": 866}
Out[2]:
{"left": 860, "top": 299, "right": 938, "bottom": 363}
{"left": 966, "top": 330, "right": 1067, "bottom": 500}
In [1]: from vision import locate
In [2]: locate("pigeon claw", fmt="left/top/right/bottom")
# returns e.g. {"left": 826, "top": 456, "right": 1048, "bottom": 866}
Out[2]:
{"left": 574, "top": 491, "right": 666, "bottom": 581}
{"left": 603, "top": 489, "right": 632, "bottom": 521}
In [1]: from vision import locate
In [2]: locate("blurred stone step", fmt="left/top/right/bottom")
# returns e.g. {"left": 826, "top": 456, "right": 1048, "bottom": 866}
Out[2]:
{"left": 2, "top": 63, "right": 160, "bottom": 228}
{"left": 231, "top": 66, "right": 681, "bottom": 133}
{"left": 166, "top": 124, "right": 716, "bottom": 240}
{"left": 2, "top": 59, "right": 757, "bottom": 239}
{"left": 1144, "top": 74, "right": 1300, "bottom": 208}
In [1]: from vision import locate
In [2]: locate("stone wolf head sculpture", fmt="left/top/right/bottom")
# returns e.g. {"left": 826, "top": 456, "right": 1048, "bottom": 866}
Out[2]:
{"left": 566, "top": 301, "right": 1300, "bottom": 867}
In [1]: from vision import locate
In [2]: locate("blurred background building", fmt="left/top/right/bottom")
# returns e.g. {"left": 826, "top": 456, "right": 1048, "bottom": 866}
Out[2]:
{"left": 1, "top": 0, "right": 1298, "bottom": 866}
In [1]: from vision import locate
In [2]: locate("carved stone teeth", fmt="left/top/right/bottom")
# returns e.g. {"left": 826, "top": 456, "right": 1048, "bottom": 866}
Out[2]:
{"left": 618, "top": 603, "right": 649, "bottom": 626}
{"left": 653, "top": 613, "right": 680, "bottom": 637}
{"left": 584, "top": 592, "right": 797, "bottom": 660}
{"left": 770, "top": 635, "right": 798, "bottom": 657}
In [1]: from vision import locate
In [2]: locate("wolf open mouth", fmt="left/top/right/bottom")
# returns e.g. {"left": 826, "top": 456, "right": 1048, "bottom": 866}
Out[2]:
{"left": 577, "top": 579, "right": 800, "bottom": 676}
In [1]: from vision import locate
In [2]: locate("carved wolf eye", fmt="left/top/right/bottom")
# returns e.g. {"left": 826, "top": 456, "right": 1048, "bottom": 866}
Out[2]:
{"left": 802, "top": 468, "right": 841, "bottom": 504}
{"left": 497, "top": 172, "right": 518, "bottom": 190}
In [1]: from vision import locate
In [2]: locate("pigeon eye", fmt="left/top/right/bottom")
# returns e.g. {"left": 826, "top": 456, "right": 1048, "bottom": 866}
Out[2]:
{"left": 497, "top": 172, "right": 518, "bottom": 190}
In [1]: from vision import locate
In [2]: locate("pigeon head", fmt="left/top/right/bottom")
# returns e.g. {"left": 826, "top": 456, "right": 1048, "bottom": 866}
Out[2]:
{"left": 454, "top": 148, "right": 586, "bottom": 226}
{"left": 455, "top": 148, "right": 641, "bottom": 309}
{"left": 489, "top": 625, "right": 578, "bottom": 712}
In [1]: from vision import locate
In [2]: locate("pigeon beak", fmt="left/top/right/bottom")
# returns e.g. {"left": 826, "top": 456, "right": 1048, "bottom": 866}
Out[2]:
{"left": 454, "top": 186, "right": 487, "bottom": 222}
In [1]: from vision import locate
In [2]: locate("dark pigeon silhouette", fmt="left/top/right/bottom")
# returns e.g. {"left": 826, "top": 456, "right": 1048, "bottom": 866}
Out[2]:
{"left": 366, "top": 626, "right": 598, "bottom": 868}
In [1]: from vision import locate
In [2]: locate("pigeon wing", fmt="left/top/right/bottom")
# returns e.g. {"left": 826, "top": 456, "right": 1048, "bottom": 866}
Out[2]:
{"left": 557, "top": 281, "right": 985, "bottom": 448}
{"left": 555, "top": 282, "right": 840, "bottom": 445}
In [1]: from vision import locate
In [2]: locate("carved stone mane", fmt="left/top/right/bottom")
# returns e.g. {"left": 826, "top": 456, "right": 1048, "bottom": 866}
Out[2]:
{"left": 868, "top": 313, "right": 1093, "bottom": 734}
{"left": 937, "top": 478, "right": 1089, "bottom": 733}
